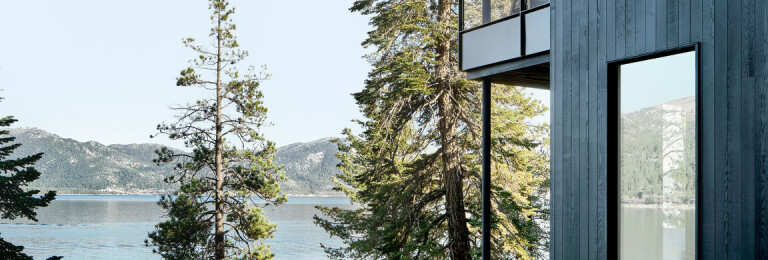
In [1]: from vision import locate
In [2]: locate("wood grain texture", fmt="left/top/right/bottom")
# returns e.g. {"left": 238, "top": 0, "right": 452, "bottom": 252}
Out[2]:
{"left": 596, "top": 0, "right": 607, "bottom": 258}
{"left": 688, "top": 0, "right": 704, "bottom": 43}
{"left": 740, "top": 1, "right": 756, "bottom": 259}
{"left": 634, "top": 0, "right": 645, "bottom": 55}
{"left": 561, "top": 0, "right": 574, "bottom": 257}
{"left": 587, "top": 0, "right": 599, "bottom": 257}
{"left": 690, "top": 0, "right": 702, "bottom": 42}
{"left": 667, "top": 0, "right": 679, "bottom": 47}
{"left": 549, "top": 0, "right": 768, "bottom": 258}
{"left": 680, "top": 0, "right": 691, "bottom": 44}
{"left": 625, "top": 0, "right": 635, "bottom": 55}
{"left": 759, "top": 0, "right": 768, "bottom": 256}
{"left": 727, "top": 0, "right": 743, "bottom": 258}
{"left": 578, "top": 0, "right": 589, "bottom": 257}
{"left": 485, "top": 64, "right": 549, "bottom": 87}
{"left": 699, "top": 0, "right": 716, "bottom": 258}
{"left": 550, "top": 1, "right": 562, "bottom": 258}
{"left": 655, "top": 0, "right": 667, "bottom": 50}
{"left": 569, "top": 0, "right": 580, "bottom": 255}
{"left": 616, "top": 0, "right": 626, "bottom": 57}
{"left": 758, "top": 0, "right": 768, "bottom": 257}
{"left": 645, "top": 0, "right": 655, "bottom": 52}
{"left": 607, "top": 0, "right": 616, "bottom": 61}
{"left": 713, "top": 0, "right": 728, "bottom": 258}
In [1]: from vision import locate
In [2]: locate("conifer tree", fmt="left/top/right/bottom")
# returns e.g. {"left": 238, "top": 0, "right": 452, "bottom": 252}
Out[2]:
{"left": 0, "top": 97, "right": 60, "bottom": 260}
{"left": 314, "top": 0, "right": 549, "bottom": 259}
{"left": 145, "top": 1, "right": 285, "bottom": 259}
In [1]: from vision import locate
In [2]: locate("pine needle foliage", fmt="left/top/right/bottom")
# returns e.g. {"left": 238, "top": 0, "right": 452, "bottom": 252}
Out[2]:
{"left": 314, "top": 0, "right": 550, "bottom": 259}
{"left": 0, "top": 97, "right": 61, "bottom": 260}
{"left": 145, "top": 1, "right": 285, "bottom": 259}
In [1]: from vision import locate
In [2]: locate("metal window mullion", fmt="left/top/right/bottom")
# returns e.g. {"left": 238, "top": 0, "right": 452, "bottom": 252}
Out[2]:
{"left": 481, "top": 79, "right": 492, "bottom": 260}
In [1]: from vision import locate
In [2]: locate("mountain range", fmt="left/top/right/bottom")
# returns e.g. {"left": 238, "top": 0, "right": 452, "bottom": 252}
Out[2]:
{"left": 8, "top": 128, "right": 342, "bottom": 196}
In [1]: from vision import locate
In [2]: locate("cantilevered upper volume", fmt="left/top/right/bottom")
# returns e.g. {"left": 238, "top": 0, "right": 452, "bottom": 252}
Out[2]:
{"left": 459, "top": 0, "right": 550, "bottom": 88}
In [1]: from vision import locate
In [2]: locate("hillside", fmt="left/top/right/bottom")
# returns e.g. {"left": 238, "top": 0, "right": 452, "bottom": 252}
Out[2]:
{"left": 275, "top": 137, "right": 342, "bottom": 196}
{"left": 8, "top": 128, "right": 342, "bottom": 196}
{"left": 620, "top": 96, "right": 696, "bottom": 204}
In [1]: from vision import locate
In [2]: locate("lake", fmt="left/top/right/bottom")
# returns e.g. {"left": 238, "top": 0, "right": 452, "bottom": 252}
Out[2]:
{"left": 621, "top": 207, "right": 695, "bottom": 260}
{"left": 0, "top": 195, "right": 354, "bottom": 260}
{"left": 2, "top": 196, "right": 695, "bottom": 259}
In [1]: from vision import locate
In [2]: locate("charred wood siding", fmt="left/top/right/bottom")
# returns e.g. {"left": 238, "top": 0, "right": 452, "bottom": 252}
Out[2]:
{"left": 550, "top": 0, "right": 768, "bottom": 258}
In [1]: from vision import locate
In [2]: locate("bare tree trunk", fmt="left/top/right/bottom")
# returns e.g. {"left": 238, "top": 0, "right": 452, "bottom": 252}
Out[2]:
{"left": 436, "top": 0, "right": 471, "bottom": 259}
{"left": 214, "top": 11, "right": 226, "bottom": 260}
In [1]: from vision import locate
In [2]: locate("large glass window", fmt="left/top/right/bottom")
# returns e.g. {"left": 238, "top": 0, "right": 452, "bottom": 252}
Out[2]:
{"left": 618, "top": 51, "right": 696, "bottom": 260}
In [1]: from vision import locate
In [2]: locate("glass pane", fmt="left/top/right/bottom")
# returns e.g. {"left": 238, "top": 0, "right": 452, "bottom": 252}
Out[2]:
{"left": 463, "top": 0, "right": 483, "bottom": 30}
{"left": 464, "top": 0, "right": 547, "bottom": 29}
{"left": 526, "top": 0, "right": 550, "bottom": 9}
{"left": 491, "top": 0, "right": 521, "bottom": 21}
{"left": 619, "top": 51, "right": 696, "bottom": 260}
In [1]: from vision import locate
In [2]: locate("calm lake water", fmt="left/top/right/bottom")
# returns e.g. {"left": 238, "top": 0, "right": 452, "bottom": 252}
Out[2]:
{"left": 0, "top": 195, "right": 353, "bottom": 260}
{"left": 621, "top": 207, "right": 696, "bottom": 260}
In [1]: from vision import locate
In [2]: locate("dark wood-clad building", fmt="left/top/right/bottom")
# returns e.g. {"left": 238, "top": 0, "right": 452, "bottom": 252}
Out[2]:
{"left": 460, "top": 0, "right": 768, "bottom": 259}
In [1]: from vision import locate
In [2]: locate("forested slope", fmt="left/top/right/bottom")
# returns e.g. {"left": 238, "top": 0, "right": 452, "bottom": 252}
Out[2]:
{"left": 621, "top": 96, "right": 696, "bottom": 204}
{"left": 10, "top": 128, "right": 341, "bottom": 195}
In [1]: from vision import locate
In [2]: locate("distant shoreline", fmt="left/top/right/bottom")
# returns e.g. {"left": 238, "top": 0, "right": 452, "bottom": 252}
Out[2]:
{"left": 621, "top": 203, "right": 695, "bottom": 210}
{"left": 29, "top": 187, "right": 344, "bottom": 198}
{"left": 54, "top": 193, "right": 346, "bottom": 198}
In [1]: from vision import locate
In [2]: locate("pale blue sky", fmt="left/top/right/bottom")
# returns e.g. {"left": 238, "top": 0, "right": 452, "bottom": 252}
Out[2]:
{"left": 620, "top": 51, "right": 696, "bottom": 113}
{"left": 0, "top": 0, "right": 549, "bottom": 149}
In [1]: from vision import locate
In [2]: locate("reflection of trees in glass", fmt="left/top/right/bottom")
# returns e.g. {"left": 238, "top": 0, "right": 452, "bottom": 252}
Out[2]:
{"left": 463, "top": 0, "right": 482, "bottom": 29}
{"left": 621, "top": 96, "right": 695, "bottom": 205}
{"left": 621, "top": 107, "right": 663, "bottom": 204}
{"left": 527, "top": 0, "right": 550, "bottom": 9}
{"left": 491, "top": 0, "right": 521, "bottom": 21}
{"left": 662, "top": 104, "right": 687, "bottom": 229}
{"left": 463, "top": 0, "right": 549, "bottom": 30}
{"left": 463, "top": 0, "right": 519, "bottom": 27}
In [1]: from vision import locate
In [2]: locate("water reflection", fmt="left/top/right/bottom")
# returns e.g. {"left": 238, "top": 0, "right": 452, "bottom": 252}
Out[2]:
{"left": 621, "top": 208, "right": 695, "bottom": 260}
{"left": 0, "top": 196, "right": 353, "bottom": 260}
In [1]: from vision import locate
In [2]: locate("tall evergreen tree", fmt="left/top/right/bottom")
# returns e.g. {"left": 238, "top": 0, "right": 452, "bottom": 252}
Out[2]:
{"left": 145, "top": 1, "right": 285, "bottom": 259}
{"left": 314, "top": 0, "right": 549, "bottom": 259}
{"left": 0, "top": 97, "right": 60, "bottom": 260}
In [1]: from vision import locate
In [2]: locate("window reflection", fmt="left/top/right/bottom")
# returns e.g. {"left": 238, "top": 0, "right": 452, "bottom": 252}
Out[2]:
{"left": 619, "top": 51, "right": 696, "bottom": 260}
{"left": 491, "top": 0, "right": 520, "bottom": 21}
{"left": 463, "top": 0, "right": 483, "bottom": 30}
{"left": 527, "top": 0, "right": 549, "bottom": 9}
{"left": 493, "top": 0, "right": 550, "bottom": 18}
{"left": 462, "top": 0, "right": 550, "bottom": 30}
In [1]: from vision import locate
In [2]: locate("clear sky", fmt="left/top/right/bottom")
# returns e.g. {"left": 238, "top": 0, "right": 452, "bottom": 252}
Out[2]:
{"left": 620, "top": 51, "right": 696, "bottom": 113}
{"left": 0, "top": 0, "right": 550, "bottom": 149}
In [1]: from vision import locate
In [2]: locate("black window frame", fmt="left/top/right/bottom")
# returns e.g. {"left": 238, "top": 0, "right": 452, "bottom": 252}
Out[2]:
{"left": 606, "top": 43, "right": 701, "bottom": 260}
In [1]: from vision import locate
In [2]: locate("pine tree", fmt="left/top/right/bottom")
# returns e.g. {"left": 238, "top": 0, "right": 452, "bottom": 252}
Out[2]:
{"left": 314, "top": 0, "right": 549, "bottom": 259}
{"left": 0, "top": 97, "right": 60, "bottom": 260}
{"left": 145, "top": 1, "right": 285, "bottom": 259}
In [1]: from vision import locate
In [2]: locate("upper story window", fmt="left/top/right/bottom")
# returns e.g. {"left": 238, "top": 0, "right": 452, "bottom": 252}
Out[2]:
{"left": 462, "top": 0, "right": 550, "bottom": 30}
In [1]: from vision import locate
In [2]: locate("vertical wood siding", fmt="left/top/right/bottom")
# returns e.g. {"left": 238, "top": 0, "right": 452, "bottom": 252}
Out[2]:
{"left": 549, "top": 0, "right": 767, "bottom": 258}
{"left": 758, "top": 1, "right": 768, "bottom": 258}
